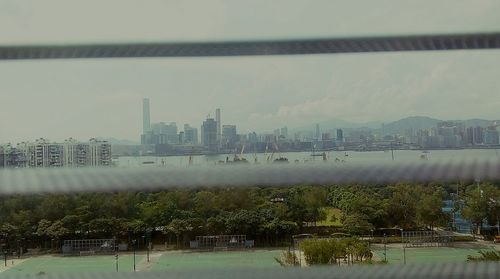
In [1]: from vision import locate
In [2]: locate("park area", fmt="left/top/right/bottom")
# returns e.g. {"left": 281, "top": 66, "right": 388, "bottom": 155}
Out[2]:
{"left": 1, "top": 245, "right": 498, "bottom": 275}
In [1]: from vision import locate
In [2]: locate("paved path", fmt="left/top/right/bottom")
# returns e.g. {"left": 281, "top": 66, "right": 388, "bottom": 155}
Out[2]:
{"left": 0, "top": 259, "right": 28, "bottom": 273}
{"left": 136, "top": 252, "right": 163, "bottom": 272}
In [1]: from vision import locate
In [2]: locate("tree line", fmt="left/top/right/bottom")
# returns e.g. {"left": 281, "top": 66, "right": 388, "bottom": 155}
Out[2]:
{"left": 0, "top": 182, "right": 498, "bottom": 249}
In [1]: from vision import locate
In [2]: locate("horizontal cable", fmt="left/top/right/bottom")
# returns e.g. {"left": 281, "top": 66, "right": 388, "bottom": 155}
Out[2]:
{"left": 0, "top": 159, "right": 498, "bottom": 194}
{"left": 1, "top": 262, "right": 498, "bottom": 279}
{"left": 1, "top": 32, "right": 499, "bottom": 60}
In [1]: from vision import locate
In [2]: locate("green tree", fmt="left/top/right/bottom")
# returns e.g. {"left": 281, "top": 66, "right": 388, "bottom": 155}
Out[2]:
{"left": 164, "top": 218, "right": 200, "bottom": 248}
{"left": 461, "top": 184, "right": 497, "bottom": 234}
{"left": 225, "top": 210, "right": 264, "bottom": 237}
{"left": 194, "top": 191, "right": 219, "bottom": 217}
{"left": 416, "top": 193, "right": 448, "bottom": 230}
{"left": 206, "top": 216, "right": 226, "bottom": 235}
{"left": 342, "top": 214, "right": 374, "bottom": 235}
{"left": 386, "top": 184, "right": 418, "bottom": 229}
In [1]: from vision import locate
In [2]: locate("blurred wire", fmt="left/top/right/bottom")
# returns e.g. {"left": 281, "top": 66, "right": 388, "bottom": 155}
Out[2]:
{"left": 0, "top": 159, "right": 499, "bottom": 194}
{"left": 1, "top": 32, "right": 499, "bottom": 60}
{"left": 0, "top": 262, "right": 498, "bottom": 279}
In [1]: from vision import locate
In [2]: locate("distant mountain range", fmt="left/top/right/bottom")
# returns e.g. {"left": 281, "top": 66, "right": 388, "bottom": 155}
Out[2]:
{"left": 292, "top": 116, "right": 499, "bottom": 136}
{"left": 376, "top": 116, "right": 441, "bottom": 135}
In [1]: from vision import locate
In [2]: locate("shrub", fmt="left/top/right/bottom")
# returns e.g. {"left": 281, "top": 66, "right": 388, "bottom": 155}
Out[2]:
{"left": 300, "top": 238, "right": 372, "bottom": 266}
{"left": 467, "top": 250, "right": 500, "bottom": 261}
{"left": 274, "top": 250, "right": 300, "bottom": 267}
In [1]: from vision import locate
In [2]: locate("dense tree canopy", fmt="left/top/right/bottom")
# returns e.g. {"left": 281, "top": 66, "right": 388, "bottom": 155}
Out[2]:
{"left": 0, "top": 182, "right": 497, "bottom": 249}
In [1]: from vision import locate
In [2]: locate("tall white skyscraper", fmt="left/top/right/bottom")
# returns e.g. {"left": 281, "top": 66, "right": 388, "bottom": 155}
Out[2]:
{"left": 143, "top": 98, "right": 151, "bottom": 134}
{"left": 216, "top": 108, "right": 221, "bottom": 142}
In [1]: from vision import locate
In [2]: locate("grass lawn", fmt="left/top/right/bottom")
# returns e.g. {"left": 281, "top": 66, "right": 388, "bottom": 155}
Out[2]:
{"left": 316, "top": 207, "right": 342, "bottom": 227}
{"left": 2, "top": 254, "right": 144, "bottom": 275}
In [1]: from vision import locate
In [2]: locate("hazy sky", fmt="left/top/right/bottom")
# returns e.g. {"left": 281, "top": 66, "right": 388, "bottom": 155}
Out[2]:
{"left": 1, "top": 0, "right": 500, "bottom": 143}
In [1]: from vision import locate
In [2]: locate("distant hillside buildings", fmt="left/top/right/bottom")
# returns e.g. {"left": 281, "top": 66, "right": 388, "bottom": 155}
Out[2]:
{"left": 413, "top": 122, "right": 499, "bottom": 149}
{"left": 0, "top": 138, "right": 111, "bottom": 168}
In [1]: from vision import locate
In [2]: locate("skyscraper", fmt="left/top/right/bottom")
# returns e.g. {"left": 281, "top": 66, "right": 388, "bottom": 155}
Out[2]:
{"left": 315, "top": 124, "right": 320, "bottom": 140}
{"left": 222, "top": 125, "right": 237, "bottom": 148}
{"left": 216, "top": 108, "right": 221, "bottom": 143}
{"left": 143, "top": 98, "right": 151, "bottom": 134}
{"left": 336, "top": 129, "right": 344, "bottom": 142}
{"left": 202, "top": 118, "right": 218, "bottom": 152}
{"left": 184, "top": 124, "right": 199, "bottom": 144}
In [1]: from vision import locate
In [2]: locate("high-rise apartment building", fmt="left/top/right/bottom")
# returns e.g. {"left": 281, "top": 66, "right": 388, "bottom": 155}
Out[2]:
{"left": 2, "top": 139, "right": 111, "bottom": 168}
{"left": 473, "top": 126, "right": 484, "bottom": 144}
{"left": 465, "top": 127, "right": 474, "bottom": 145}
{"left": 88, "top": 138, "right": 112, "bottom": 166}
{"left": 484, "top": 127, "right": 499, "bottom": 145}
{"left": 202, "top": 118, "right": 218, "bottom": 152}
{"left": 0, "top": 144, "right": 26, "bottom": 168}
{"left": 63, "top": 138, "right": 90, "bottom": 167}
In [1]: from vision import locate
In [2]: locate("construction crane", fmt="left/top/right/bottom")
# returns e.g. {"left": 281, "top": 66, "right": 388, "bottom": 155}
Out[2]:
{"left": 232, "top": 144, "right": 248, "bottom": 163}
{"left": 267, "top": 143, "right": 275, "bottom": 162}
{"left": 270, "top": 142, "right": 288, "bottom": 163}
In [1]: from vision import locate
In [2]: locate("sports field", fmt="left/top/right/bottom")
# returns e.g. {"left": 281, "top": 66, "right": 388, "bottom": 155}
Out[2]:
{"left": 1, "top": 246, "right": 497, "bottom": 275}
{"left": 1, "top": 254, "right": 144, "bottom": 275}
{"left": 0, "top": 250, "right": 282, "bottom": 275}
{"left": 371, "top": 245, "right": 497, "bottom": 264}
{"left": 151, "top": 250, "right": 281, "bottom": 271}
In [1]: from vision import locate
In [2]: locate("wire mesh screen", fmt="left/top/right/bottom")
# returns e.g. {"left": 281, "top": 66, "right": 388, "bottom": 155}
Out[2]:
{"left": 0, "top": 159, "right": 499, "bottom": 194}
{"left": 0, "top": 32, "right": 499, "bottom": 278}
{"left": 1, "top": 32, "right": 500, "bottom": 60}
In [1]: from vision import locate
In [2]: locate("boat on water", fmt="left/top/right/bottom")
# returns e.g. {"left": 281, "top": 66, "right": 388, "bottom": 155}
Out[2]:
{"left": 420, "top": 151, "right": 429, "bottom": 160}
{"left": 232, "top": 157, "right": 249, "bottom": 164}
{"left": 273, "top": 157, "right": 289, "bottom": 163}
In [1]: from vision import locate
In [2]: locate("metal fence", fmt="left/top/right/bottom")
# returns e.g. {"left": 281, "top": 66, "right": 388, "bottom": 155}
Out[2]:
{"left": 402, "top": 231, "right": 454, "bottom": 248}
{"left": 62, "top": 239, "right": 115, "bottom": 256}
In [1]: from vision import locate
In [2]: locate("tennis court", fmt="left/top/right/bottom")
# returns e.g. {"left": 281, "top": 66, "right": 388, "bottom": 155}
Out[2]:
{"left": 2, "top": 246, "right": 496, "bottom": 274}
{"left": 372, "top": 246, "right": 497, "bottom": 264}
{"left": 1, "top": 250, "right": 281, "bottom": 274}
{"left": 151, "top": 250, "right": 281, "bottom": 271}
{"left": 1, "top": 254, "right": 144, "bottom": 275}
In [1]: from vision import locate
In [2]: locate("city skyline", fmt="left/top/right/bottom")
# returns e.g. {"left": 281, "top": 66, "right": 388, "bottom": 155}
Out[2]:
{"left": 1, "top": 1, "right": 500, "bottom": 143}
{"left": 1, "top": 111, "right": 499, "bottom": 145}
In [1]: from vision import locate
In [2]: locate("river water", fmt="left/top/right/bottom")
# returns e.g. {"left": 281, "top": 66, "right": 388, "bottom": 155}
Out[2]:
{"left": 114, "top": 149, "right": 500, "bottom": 168}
